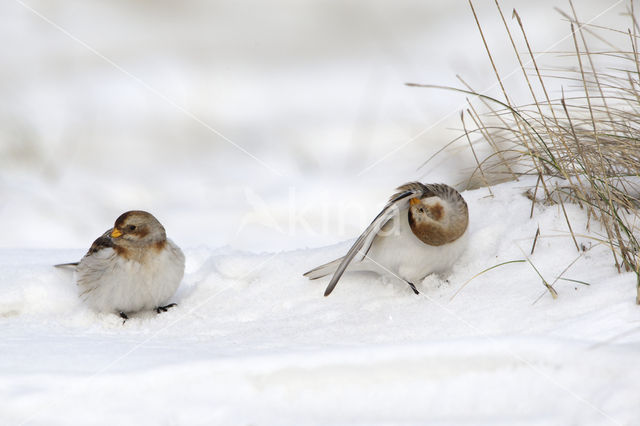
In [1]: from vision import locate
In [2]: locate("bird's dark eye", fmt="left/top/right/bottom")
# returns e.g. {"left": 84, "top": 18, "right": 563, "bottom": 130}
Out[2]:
{"left": 128, "top": 225, "right": 136, "bottom": 231}
{"left": 418, "top": 208, "right": 424, "bottom": 213}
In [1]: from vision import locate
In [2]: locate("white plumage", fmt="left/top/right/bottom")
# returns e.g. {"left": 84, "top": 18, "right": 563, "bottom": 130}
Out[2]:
{"left": 77, "top": 239, "right": 185, "bottom": 314}
{"left": 304, "top": 182, "right": 469, "bottom": 296}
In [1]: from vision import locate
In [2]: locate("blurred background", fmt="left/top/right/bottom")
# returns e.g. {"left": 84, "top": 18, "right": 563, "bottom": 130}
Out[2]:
{"left": 0, "top": 0, "right": 616, "bottom": 251}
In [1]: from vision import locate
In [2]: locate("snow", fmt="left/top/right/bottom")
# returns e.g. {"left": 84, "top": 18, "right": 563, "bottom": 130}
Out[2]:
{"left": 2, "top": 0, "right": 639, "bottom": 424}
{"left": 1, "top": 179, "right": 639, "bottom": 425}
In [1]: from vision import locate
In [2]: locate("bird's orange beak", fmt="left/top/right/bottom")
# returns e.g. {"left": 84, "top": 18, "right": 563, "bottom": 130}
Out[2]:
{"left": 111, "top": 228, "right": 123, "bottom": 238}
{"left": 409, "top": 197, "right": 421, "bottom": 206}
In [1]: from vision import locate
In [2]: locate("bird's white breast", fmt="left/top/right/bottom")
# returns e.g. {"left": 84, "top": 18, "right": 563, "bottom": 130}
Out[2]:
{"left": 364, "top": 211, "right": 468, "bottom": 283}
{"left": 76, "top": 239, "right": 185, "bottom": 314}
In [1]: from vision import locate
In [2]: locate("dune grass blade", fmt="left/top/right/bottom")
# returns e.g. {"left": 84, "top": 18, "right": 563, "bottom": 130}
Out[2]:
{"left": 450, "top": 260, "right": 526, "bottom": 301}
{"left": 557, "top": 277, "right": 591, "bottom": 286}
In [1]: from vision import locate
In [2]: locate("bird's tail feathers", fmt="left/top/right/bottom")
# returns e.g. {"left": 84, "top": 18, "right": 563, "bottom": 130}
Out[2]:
{"left": 303, "top": 257, "right": 344, "bottom": 280}
{"left": 54, "top": 262, "right": 79, "bottom": 269}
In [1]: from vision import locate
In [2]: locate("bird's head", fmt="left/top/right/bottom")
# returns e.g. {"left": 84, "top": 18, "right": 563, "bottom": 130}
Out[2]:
{"left": 110, "top": 210, "right": 166, "bottom": 247}
{"left": 408, "top": 196, "right": 467, "bottom": 246}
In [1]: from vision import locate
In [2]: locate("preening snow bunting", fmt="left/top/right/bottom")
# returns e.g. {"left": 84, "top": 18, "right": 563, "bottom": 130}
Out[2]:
{"left": 304, "top": 182, "right": 469, "bottom": 296}
{"left": 57, "top": 210, "right": 185, "bottom": 320}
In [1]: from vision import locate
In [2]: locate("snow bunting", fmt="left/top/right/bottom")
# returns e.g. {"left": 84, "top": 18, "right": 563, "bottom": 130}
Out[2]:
{"left": 304, "top": 182, "right": 469, "bottom": 296}
{"left": 57, "top": 210, "right": 185, "bottom": 320}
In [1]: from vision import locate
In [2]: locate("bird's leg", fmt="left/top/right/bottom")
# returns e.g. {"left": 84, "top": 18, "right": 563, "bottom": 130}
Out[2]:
{"left": 406, "top": 281, "right": 420, "bottom": 295}
{"left": 119, "top": 311, "right": 128, "bottom": 324}
{"left": 156, "top": 303, "right": 177, "bottom": 314}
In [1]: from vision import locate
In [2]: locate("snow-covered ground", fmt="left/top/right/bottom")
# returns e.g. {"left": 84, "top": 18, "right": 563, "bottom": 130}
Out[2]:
{"left": 1, "top": 0, "right": 638, "bottom": 425}
{"left": 2, "top": 178, "right": 638, "bottom": 425}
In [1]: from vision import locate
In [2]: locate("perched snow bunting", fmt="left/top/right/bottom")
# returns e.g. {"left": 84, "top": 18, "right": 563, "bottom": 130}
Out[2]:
{"left": 57, "top": 210, "right": 185, "bottom": 320}
{"left": 304, "top": 182, "right": 469, "bottom": 296}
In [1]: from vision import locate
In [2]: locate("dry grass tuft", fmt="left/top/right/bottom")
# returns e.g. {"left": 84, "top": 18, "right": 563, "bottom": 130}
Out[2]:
{"left": 409, "top": 0, "right": 640, "bottom": 303}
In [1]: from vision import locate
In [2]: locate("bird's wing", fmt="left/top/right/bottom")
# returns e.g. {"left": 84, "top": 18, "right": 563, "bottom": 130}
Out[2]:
{"left": 324, "top": 182, "right": 428, "bottom": 296}
{"left": 84, "top": 229, "right": 115, "bottom": 257}
{"left": 53, "top": 229, "right": 114, "bottom": 269}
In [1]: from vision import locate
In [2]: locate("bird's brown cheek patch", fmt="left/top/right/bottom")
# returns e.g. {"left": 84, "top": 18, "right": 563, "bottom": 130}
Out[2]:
{"left": 133, "top": 228, "right": 150, "bottom": 239}
{"left": 429, "top": 203, "right": 444, "bottom": 221}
